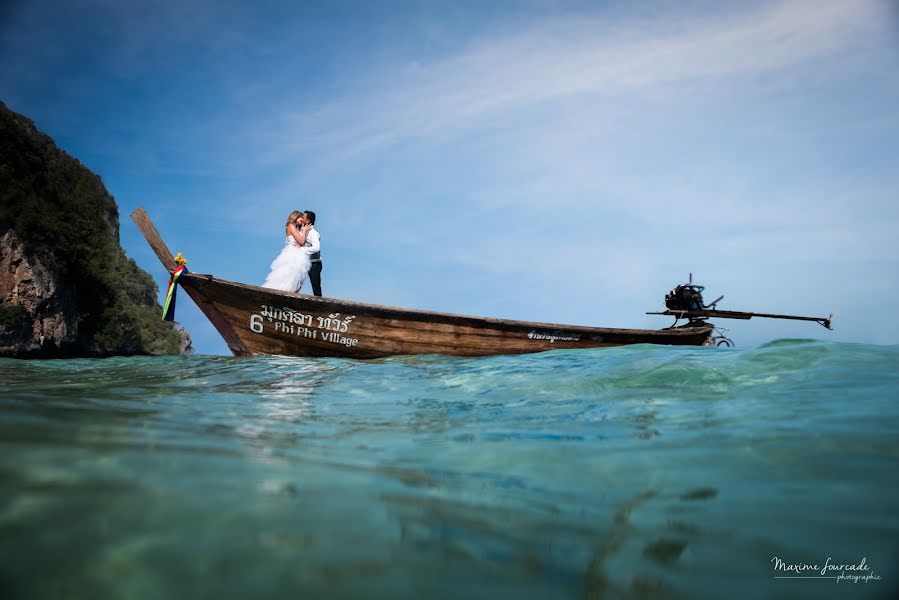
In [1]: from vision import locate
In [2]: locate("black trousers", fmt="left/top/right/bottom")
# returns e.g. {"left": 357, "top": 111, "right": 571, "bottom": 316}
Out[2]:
{"left": 309, "top": 261, "right": 323, "bottom": 296}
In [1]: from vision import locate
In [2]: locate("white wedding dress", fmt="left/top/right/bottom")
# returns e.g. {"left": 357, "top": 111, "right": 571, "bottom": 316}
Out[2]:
{"left": 262, "top": 237, "right": 311, "bottom": 292}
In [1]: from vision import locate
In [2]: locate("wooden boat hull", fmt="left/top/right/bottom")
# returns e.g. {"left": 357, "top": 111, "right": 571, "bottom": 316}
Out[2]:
{"left": 130, "top": 207, "right": 712, "bottom": 358}
{"left": 179, "top": 273, "right": 713, "bottom": 358}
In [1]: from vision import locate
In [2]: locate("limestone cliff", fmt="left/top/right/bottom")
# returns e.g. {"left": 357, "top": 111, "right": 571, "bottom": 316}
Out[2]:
{"left": 0, "top": 229, "right": 79, "bottom": 356}
{"left": 0, "top": 100, "right": 190, "bottom": 358}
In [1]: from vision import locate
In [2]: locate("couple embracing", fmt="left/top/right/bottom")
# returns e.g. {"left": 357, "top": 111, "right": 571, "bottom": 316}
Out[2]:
{"left": 262, "top": 210, "right": 323, "bottom": 296}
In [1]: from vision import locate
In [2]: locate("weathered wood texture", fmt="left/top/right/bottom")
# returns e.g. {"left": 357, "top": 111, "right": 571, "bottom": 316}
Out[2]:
{"left": 181, "top": 274, "right": 713, "bottom": 358}
{"left": 130, "top": 208, "right": 249, "bottom": 355}
{"left": 132, "top": 208, "right": 712, "bottom": 358}
{"left": 130, "top": 208, "right": 177, "bottom": 271}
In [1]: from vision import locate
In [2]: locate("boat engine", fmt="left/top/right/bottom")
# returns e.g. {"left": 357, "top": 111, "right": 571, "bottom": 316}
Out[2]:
{"left": 649, "top": 273, "right": 832, "bottom": 347}
{"left": 660, "top": 276, "right": 730, "bottom": 345}
{"left": 664, "top": 274, "right": 724, "bottom": 313}
{"left": 665, "top": 284, "right": 706, "bottom": 312}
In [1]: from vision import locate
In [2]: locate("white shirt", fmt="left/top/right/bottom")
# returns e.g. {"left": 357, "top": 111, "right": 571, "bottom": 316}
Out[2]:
{"left": 303, "top": 227, "right": 320, "bottom": 256}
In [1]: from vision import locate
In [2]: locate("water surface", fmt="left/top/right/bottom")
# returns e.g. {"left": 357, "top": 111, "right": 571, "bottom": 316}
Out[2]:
{"left": 1, "top": 340, "right": 897, "bottom": 598}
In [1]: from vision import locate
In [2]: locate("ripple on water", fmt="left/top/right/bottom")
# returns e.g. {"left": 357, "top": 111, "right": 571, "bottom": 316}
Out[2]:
{"left": 0, "top": 340, "right": 897, "bottom": 599}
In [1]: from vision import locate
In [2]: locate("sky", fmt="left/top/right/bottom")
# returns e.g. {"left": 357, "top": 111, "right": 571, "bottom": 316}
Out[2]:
{"left": 2, "top": 0, "right": 898, "bottom": 354}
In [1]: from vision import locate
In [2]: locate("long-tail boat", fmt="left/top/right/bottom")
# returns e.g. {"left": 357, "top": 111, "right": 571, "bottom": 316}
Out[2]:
{"left": 131, "top": 208, "right": 830, "bottom": 358}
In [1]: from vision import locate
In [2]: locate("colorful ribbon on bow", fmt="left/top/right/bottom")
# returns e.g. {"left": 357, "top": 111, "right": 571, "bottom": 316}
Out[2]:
{"left": 162, "top": 264, "right": 187, "bottom": 321}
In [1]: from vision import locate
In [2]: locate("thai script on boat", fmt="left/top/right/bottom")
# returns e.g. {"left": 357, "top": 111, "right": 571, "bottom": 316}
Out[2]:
{"left": 255, "top": 305, "right": 354, "bottom": 331}
{"left": 527, "top": 330, "right": 581, "bottom": 343}
{"left": 316, "top": 313, "right": 355, "bottom": 332}
{"left": 249, "top": 305, "right": 358, "bottom": 347}
{"left": 258, "top": 304, "right": 313, "bottom": 326}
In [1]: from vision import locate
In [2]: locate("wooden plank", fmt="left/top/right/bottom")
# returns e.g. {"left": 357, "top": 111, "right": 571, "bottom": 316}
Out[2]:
{"left": 187, "top": 273, "right": 712, "bottom": 357}
{"left": 181, "top": 287, "right": 250, "bottom": 356}
{"left": 130, "top": 207, "right": 177, "bottom": 271}
{"left": 188, "top": 273, "right": 707, "bottom": 336}
{"left": 130, "top": 208, "right": 250, "bottom": 355}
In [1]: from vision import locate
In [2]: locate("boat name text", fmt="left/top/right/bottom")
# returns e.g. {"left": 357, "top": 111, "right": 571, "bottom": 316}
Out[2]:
{"left": 249, "top": 305, "right": 358, "bottom": 347}
{"left": 527, "top": 330, "right": 581, "bottom": 343}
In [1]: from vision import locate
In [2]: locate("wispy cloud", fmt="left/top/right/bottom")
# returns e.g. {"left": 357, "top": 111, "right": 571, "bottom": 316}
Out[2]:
{"left": 3, "top": 0, "right": 896, "bottom": 350}
{"left": 245, "top": 0, "right": 885, "bottom": 167}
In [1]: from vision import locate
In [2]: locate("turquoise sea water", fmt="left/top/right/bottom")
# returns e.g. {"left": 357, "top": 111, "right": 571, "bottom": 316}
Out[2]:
{"left": 1, "top": 340, "right": 897, "bottom": 599}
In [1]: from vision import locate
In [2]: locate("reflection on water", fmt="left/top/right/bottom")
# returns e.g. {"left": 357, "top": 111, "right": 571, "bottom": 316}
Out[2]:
{"left": 0, "top": 341, "right": 897, "bottom": 599}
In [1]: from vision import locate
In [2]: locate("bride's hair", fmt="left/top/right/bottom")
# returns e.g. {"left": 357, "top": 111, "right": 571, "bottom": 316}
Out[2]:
{"left": 285, "top": 210, "right": 302, "bottom": 235}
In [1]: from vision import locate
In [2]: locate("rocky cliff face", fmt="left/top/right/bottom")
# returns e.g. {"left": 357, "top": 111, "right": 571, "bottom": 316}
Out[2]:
{"left": 0, "top": 100, "right": 191, "bottom": 358}
{"left": 0, "top": 229, "right": 79, "bottom": 356}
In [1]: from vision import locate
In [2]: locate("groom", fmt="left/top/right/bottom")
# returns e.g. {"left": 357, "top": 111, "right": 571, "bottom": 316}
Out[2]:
{"left": 300, "top": 210, "right": 322, "bottom": 296}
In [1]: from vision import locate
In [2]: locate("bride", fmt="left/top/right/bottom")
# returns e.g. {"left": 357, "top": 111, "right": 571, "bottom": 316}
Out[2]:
{"left": 262, "top": 210, "right": 313, "bottom": 292}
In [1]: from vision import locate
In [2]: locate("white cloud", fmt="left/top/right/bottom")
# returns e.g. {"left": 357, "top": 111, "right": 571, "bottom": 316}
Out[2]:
{"left": 247, "top": 0, "right": 885, "bottom": 166}
{"left": 7, "top": 0, "right": 895, "bottom": 347}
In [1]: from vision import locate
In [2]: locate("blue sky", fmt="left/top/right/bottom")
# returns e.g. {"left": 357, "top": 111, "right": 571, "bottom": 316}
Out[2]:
{"left": 2, "top": 0, "right": 898, "bottom": 354}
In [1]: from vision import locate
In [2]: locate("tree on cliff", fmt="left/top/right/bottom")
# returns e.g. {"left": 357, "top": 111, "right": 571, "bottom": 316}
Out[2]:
{"left": 0, "top": 100, "right": 186, "bottom": 357}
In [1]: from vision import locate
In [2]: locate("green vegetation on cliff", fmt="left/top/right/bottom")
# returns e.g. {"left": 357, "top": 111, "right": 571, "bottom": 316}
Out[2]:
{"left": 0, "top": 304, "right": 26, "bottom": 329}
{"left": 0, "top": 100, "right": 182, "bottom": 356}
